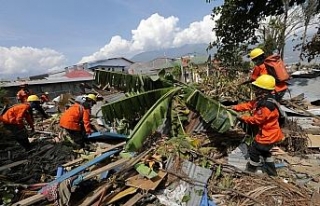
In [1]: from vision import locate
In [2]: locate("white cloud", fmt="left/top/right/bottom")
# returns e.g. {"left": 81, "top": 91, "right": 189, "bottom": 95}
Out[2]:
{"left": 0, "top": 13, "right": 216, "bottom": 79}
{"left": 173, "top": 15, "right": 216, "bottom": 46}
{"left": 80, "top": 13, "right": 215, "bottom": 63}
{"left": 0, "top": 46, "right": 66, "bottom": 79}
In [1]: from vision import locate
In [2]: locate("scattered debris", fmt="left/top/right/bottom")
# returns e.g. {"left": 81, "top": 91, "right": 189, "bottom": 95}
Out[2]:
{"left": 1, "top": 71, "right": 320, "bottom": 206}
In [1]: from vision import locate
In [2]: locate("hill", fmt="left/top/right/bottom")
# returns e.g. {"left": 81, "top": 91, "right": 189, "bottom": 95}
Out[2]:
{"left": 130, "top": 44, "right": 216, "bottom": 62}
{"left": 130, "top": 43, "right": 301, "bottom": 64}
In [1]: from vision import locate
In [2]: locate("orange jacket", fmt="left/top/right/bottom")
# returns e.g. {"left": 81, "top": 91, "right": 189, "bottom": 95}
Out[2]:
{"left": 0, "top": 104, "right": 34, "bottom": 129}
{"left": 59, "top": 103, "right": 91, "bottom": 134}
{"left": 16, "top": 89, "right": 30, "bottom": 103}
{"left": 251, "top": 64, "right": 288, "bottom": 93}
{"left": 232, "top": 99, "right": 284, "bottom": 144}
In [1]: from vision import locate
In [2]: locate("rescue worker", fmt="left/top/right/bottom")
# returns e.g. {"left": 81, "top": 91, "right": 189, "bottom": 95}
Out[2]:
{"left": 230, "top": 74, "right": 284, "bottom": 176}
{"left": 0, "top": 95, "right": 43, "bottom": 151}
{"left": 16, "top": 83, "right": 31, "bottom": 103}
{"left": 248, "top": 48, "right": 288, "bottom": 101}
{"left": 40, "top": 92, "right": 50, "bottom": 104}
{"left": 27, "top": 95, "right": 50, "bottom": 119}
{"left": 59, "top": 94, "right": 97, "bottom": 148}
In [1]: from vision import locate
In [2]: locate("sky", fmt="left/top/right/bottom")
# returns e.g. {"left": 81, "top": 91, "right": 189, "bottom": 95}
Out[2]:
{"left": 0, "top": 0, "right": 222, "bottom": 80}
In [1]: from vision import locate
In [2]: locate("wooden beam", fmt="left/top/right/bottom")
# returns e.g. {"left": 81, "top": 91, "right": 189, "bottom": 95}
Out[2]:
{"left": 0, "top": 160, "right": 28, "bottom": 172}
{"left": 12, "top": 194, "right": 45, "bottom": 206}
{"left": 12, "top": 145, "right": 125, "bottom": 206}
{"left": 62, "top": 141, "right": 125, "bottom": 167}
{"left": 123, "top": 193, "right": 144, "bottom": 206}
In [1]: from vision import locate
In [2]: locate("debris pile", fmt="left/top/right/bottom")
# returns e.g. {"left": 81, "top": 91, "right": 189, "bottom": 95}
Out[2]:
{"left": 1, "top": 70, "right": 320, "bottom": 206}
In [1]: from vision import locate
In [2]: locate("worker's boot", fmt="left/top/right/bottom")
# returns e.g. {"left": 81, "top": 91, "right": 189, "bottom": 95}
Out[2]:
{"left": 246, "top": 162, "right": 258, "bottom": 173}
{"left": 16, "top": 138, "right": 32, "bottom": 151}
{"left": 264, "top": 162, "right": 278, "bottom": 176}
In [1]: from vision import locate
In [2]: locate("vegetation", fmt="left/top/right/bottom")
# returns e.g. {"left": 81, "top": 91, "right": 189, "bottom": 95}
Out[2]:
{"left": 208, "top": 0, "right": 320, "bottom": 65}
{"left": 0, "top": 87, "right": 8, "bottom": 106}
{"left": 94, "top": 70, "right": 237, "bottom": 152}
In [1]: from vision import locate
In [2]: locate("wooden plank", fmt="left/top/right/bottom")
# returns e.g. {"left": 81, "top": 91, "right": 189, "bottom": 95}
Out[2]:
{"left": 122, "top": 193, "right": 144, "bottom": 206}
{"left": 106, "top": 187, "right": 137, "bottom": 204}
{"left": 0, "top": 160, "right": 28, "bottom": 172}
{"left": 125, "top": 170, "right": 167, "bottom": 191}
{"left": 12, "top": 194, "right": 45, "bottom": 206}
{"left": 78, "top": 183, "right": 112, "bottom": 206}
{"left": 12, "top": 148, "right": 124, "bottom": 206}
{"left": 62, "top": 141, "right": 125, "bottom": 167}
{"left": 307, "top": 134, "right": 320, "bottom": 148}
{"left": 83, "top": 158, "right": 129, "bottom": 181}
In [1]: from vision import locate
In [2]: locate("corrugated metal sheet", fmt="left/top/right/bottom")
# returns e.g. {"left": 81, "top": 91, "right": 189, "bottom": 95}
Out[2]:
{"left": 86, "top": 58, "right": 133, "bottom": 68}
{"left": 291, "top": 117, "right": 320, "bottom": 134}
{"left": 92, "top": 93, "right": 126, "bottom": 117}
{"left": 166, "top": 156, "right": 212, "bottom": 206}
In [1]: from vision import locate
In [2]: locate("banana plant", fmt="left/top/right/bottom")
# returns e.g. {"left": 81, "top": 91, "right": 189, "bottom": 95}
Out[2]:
{"left": 94, "top": 70, "right": 238, "bottom": 152}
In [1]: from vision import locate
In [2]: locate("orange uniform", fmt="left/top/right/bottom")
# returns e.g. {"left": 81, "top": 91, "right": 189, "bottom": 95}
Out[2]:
{"left": 0, "top": 104, "right": 34, "bottom": 130}
{"left": 232, "top": 99, "right": 284, "bottom": 144}
{"left": 59, "top": 103, "right": 91, "bottom": 134}
{"left": 251, "top": 64, "right": 288, "bottom": 93}
{"left": 16, "top": 89, "right": 30, "bottom": 103}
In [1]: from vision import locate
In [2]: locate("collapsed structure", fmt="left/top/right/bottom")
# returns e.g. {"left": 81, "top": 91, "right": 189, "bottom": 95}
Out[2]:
{"left": 0, "top": 66, "right": 320, "bottom": 206}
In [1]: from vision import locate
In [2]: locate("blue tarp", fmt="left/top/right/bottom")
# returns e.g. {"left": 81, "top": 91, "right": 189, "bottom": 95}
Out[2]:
{"left": 87, "top": 131, "right": 127, "bottom": 140}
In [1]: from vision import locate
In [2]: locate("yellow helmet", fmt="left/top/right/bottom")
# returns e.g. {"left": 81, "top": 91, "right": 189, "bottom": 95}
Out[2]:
{"left": 252, "top": 74, "right": 275, "bottom": 90}
{"left": 27, "top": 95, "right": 40, "bottom": 102}
{"left": 249, "top": 48, "right": 264, "bottom": 60}
{"left": 86, "top": 94, "right": 97, "bottom": 102}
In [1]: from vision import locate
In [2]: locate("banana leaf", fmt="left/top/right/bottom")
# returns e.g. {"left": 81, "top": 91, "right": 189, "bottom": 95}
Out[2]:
{"left": 125, "top": 87, "right": 181, "bottom": 151}
{"left": 99, "top": 87, "right": 174, "bottom": 121}
{"left": 94, "top": 70, "right": 173, "bottom": 92}
{"left": 184, "top": 88, "right": 237, "bottom": 133}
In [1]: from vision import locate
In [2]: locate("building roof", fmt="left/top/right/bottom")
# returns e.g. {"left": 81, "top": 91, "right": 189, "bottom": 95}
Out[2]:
{"left": 129, "top": 57, "right": 176, "bottom": 74}
{"left": 65, "top": 68, "right": 93, "bottom": 78}
{"left": 86, "top": 57, "right": 134, "bottom": 69}
{"left": 0, "top": 76, "right": 94, "bottom": 87}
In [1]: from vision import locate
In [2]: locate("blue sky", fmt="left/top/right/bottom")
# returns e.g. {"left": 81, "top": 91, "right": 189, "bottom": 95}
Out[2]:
{"left": 0, "top": 0, "right": 222, "bottom": 79}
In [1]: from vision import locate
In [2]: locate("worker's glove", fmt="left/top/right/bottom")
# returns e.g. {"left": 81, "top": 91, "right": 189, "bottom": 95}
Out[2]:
{"left": 236, "top": 114, "right": 243, "bottom": 121}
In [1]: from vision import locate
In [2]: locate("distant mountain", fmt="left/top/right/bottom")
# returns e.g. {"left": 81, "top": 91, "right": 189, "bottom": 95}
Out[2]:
{"left": 130, "top": 43, "right": 301, "bottom": 64}
{"left": 130, "top": 44, "right": 216, "bottom": 62}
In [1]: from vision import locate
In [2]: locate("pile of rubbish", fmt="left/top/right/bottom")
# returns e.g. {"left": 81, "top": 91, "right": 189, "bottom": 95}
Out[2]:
{"left": 1, "top": 71, "right": 320, "bottom": 206}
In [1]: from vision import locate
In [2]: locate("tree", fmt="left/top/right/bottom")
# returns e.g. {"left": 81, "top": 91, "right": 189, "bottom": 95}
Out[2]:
{"left": 210, "top": 0, "right": 317, "bottom": 63}
{"left": 298, "top": 0, "right": 319, "bottom": 62}
{"left": 257, "top": 6, "right": 304, "bottom": 56}
{"left": 302, "top": 27, "right": 320, "bottom": 62}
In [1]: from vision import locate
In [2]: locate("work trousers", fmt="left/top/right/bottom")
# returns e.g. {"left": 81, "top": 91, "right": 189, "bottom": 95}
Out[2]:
{"left": 62, "top": 128, "right": 85, "bottom": 149}
{"left": 3, "top": 124, "right": 31, "bottom": 151}
{"left": 248, "top": 141, "right": 274, "bottom": 166}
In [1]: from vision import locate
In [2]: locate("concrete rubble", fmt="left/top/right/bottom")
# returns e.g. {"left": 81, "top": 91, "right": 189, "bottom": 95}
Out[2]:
{"left": 1, "top": 76, "right": 320, "bottom": 206}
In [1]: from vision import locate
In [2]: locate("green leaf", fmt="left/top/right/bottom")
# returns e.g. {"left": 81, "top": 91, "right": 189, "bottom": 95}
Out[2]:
{"left": 99, "top": 87, "right": 173, "bottom": 121}
{"left": 134, "top": 162, "right": 158, "bottom": 179}
{"left": 125, "top": 87, "right": 181, "bottom": 151}
{"left": 184, "top": 88, "right": 237, "bottom": 133}
{"left": 182, "top": 194, "right": 191, "bottom": 202}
